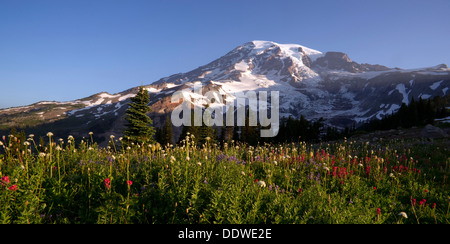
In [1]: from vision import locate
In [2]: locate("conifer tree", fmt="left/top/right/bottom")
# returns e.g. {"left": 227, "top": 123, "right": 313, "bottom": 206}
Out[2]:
{"left": 179, "top": 110, "right": 200, "bottom": 144}
{"left": 221, "top": 126, "right": 234, "bottom": 143}
{"left": 161, "top": 115, "right": 174, "bottom": 145}
{"left": 198, "top": 106, "right": 217, "bottom": 145}
{"left": 123, "top": 86, "right": 155, "bottom": 144}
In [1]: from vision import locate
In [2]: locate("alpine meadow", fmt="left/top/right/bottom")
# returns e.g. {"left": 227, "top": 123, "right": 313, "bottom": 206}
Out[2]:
{"left": 1, "top": 40, "right": 449, "bottom": 224}
{"left": 1, "top": 1, "right": 450, "bottom": 226}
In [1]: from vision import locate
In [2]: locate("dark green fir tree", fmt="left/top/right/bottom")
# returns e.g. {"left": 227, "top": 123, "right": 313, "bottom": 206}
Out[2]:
{"left": 160, "top": 115, "right": 174, "bottom": 145}
{"left": 123, "top": 85, "right": 156, "bottom": 144}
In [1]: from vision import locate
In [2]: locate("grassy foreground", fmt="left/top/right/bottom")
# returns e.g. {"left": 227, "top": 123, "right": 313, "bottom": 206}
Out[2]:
{"left": 0, "top": 133, "right": 449, "bottom": 224}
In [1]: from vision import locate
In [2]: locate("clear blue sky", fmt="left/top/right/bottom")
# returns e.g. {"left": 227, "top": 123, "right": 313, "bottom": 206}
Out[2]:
{"left": 1, "top": 0, "right": 449, "bottom": 109}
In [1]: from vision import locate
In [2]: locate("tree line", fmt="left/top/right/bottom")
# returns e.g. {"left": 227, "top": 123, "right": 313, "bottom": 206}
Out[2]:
{"left": 155, "top": 113, "right": 344, "bottom": 146}
{"left": 359, "top": 95, "right": 450, "bottom": 132}
{"left": 3, "top": 86, "right": 448, "bottom": 151}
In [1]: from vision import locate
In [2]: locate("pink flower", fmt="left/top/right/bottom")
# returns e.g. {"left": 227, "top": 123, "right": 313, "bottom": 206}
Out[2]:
{"left": 104, "top": 178, "right": 111, "bottom": 189}
{"left": 377, "top": 208, "right": 381, "bottom": 215}
{"left": 412, "top": 198, "right": 416, "bottom": 206}
{"left": 8, "top": 185, "right": 17, "bottom": 191}
{"left": 127, "top": 180, "right": 133, "bottom": 186}
{"left": 419, "top": 199, "right": 426, "bottom": 206}
{"left": 1, "top": 176, "right": 10, "bottom": 185}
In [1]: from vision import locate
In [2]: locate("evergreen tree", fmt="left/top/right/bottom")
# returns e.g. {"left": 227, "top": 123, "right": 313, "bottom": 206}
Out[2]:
{"left": 179, "top": 110, "right": 200, "bottom": 144}
{"left": 161, "top": 115, "right": 174, "bottom": 145}
{"left": 241, "top": 112, "right": 259, "bottom": 145}
{"left": 199, "top": 109, "right": 217, "bottom": 145}
{"left": 199, "top": 123, "right": 217, "bottom": 145}
{"left": 123, "top": 86, "right": 156, "bottom": 144}
{"left": 221, "top": 126, "right": 234, "bottom": 143}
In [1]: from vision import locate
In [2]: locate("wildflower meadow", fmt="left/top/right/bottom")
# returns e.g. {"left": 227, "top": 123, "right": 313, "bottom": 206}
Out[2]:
{"left": 0, "top": 132, "right": 448, "bottom": 224}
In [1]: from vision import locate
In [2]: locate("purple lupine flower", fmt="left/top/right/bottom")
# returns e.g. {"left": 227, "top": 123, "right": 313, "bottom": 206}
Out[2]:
{"left": 315, "top": 173, "right": 321, "bottom": 182}
{"left": 217, "top": 154, "right": 227, "bottom": 162}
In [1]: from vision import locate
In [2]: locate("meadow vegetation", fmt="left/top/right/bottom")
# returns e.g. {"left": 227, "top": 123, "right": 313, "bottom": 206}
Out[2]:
{"left": 0, "top": 132, "right": 448, "bottom": 224}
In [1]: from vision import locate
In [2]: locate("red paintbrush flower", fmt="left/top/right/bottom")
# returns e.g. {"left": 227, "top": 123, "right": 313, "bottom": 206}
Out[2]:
{"left": 104, "top": 178, "right": 111, "bottom": 189}
{"left": 8, "top": 185, "right": 17, "bottom": 191}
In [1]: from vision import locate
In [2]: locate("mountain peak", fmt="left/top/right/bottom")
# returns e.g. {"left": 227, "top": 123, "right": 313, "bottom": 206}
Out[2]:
{"left": 246, "top": 40, "right": 324, "bottom": 61}
{"left": 1, "top": 40, "right": 449, "bottom": 142}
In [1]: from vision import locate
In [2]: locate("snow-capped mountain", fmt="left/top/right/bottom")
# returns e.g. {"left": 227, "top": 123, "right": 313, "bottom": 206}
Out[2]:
{"left": 1, "top": 40, "right": 449, "bottom": 141}
{"left": 149, "top": 40, "right": 449, "bottom": 127}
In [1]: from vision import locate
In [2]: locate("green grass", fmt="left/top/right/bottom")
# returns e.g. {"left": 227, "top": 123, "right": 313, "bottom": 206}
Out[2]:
{"left": 0, "top": 133, "right": 449, "bottom": 224}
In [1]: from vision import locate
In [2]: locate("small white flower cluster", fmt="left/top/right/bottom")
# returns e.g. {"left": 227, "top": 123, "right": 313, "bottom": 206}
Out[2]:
{"left": 257, "top": 181, "right": 266, "bottom": 188}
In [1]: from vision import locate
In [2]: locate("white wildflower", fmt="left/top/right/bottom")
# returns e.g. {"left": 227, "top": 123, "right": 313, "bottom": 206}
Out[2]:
{"left": 257, "top": 181, "right": 266, "bottom": 188}
{"left": 38, "top": 152, "right": 46, "bottom": 158}
{"left": 56, "top": 146, "right": 62, "bottom": 151}
{"left": 29, "top": 134, "right": 34, "bottom": 138}
{"left": 197, "top": 162, "right": 202, "bottom": 166}
{"left": 23, "top": 141, "right": 30, "bottom": 146}
{"left": 47, "top": 132, "right": 54, "bottom": 137}
{"left": 241, "top": 171, "right": 246, "bottom": 176}
{"left": 89, "top": 132, "right": 93, "bottom": 135}
{"left": 398, "top": 212, "right": 408, "bottom": 218}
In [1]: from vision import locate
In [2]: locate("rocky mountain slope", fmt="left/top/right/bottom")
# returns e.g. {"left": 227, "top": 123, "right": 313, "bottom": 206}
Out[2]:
{"left": 1, "top": 40, "right": 449, "bottom": 142}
